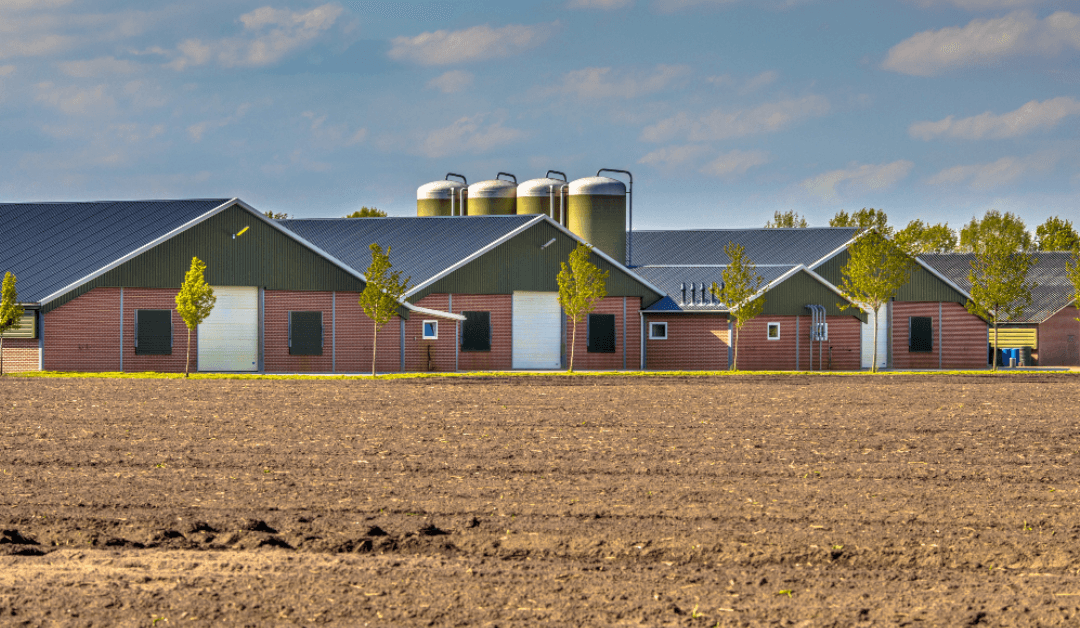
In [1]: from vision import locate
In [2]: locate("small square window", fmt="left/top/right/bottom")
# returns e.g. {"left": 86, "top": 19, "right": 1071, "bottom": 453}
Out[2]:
{"left": 767, "top": 322, "right": 780, "bottom": 340}
{"left": 423, "top": 320, "right": 438, "bottom": 340}
{"left": 649, "top": 322, "right": 668, "bottom": 340}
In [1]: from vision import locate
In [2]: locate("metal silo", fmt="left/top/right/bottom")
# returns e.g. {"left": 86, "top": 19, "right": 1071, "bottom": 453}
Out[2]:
{"left": 416, "top": 173, "right": 467, "bottom": 217}
{"left": 467, "top": 173, "right": 517, "bottom": 216}
{"left": 567, "top": 173, "right": 628, "bottom": 265}
{"left": 516, "top": 171, "right": 568, "bottom": 220}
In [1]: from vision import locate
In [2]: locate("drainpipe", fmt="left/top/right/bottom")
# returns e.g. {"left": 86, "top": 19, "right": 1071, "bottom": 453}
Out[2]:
{"left": 457, "top": 187, "right": 468, "bottom": 216}
{"left": 559, "top": 184, "right": 569, "bottom": 226}
{"left": 545, "top": 171, "right": 569, "bottom": 224}
{"left": 446, "top": 173, "right": 466, "bottom": 217}
{"left": 597, "top": 168, "right": 633, "bottom": 266}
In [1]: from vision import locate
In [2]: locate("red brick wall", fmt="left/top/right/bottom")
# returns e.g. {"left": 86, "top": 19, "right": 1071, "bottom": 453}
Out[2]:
{"left": 44, "top": 288, "right": 121, "bottom": 372}
{"left": 122, "top": 288, "right": 192, "bottom": 373}
{"left": 0, "top": 337, "right": 39, "bottom": 373}
{"left": 735, "top": 315, "right": 861, "bottom": 371}
{"left": 404, "top": 295, "right": 458, "bottom": 373}
{"left": 568, "top": 297, "right": 641, "bottom": 371}
{"left": 1037, "top": 306, "right": 1080, "bottom": 366}
{"left": 645, "top": 314, "right": 729, "bottom": 371}
{"left": 451, "top": 294, "right": 512, "bottom": 371}
{"left": 892, "top": 302, "right": 987, "bottom": 369}
{"left": 264, "top": 291, "right": 333, "bottom": 373}
{"left": 333, "top": 292, "right": 402, "bottom": 374}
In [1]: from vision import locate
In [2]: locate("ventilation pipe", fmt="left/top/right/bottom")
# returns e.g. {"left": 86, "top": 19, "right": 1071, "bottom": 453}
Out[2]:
{"left": 597, "top": 168, "right": 633, "bottom": 266}
{"left": 447, "top": 173, "right": 466, "bottom": 217}
{"left": 547, "top": 171, "right": 568, "bottom": 222}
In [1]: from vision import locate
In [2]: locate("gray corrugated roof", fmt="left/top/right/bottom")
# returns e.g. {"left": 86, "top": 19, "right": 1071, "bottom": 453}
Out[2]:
{"left": 279, "top": 215, "right": 539, "bottom": 291}
{"left": 919, "top": 252, "right": 1078, "bottom": 323}
{"left": 0, "top": 199, "right": 233, "bottom": 303}
{"left": 636, "top": 265, "right": 797, "bottom": 312}
{"left": 629, "top": 227, "right": 858, "bottom": 267}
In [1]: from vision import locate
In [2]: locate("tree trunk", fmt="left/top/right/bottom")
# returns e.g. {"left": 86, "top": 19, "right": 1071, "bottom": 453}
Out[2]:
{"left": 568, "top": 318, "right": 577, "bottom": 373}
{"left": 1, "top": 335, "right": 5, "bottom": 376}
{"left": 992, "top": 315, "right": 999, "bottom": 372}
{"left": 372, "top": 325, "right": 378, "bottom": 377}
{"left": 184, "top": 326, "right": 191, "bottom": 378}
{"left": 871, "top": 304, "right": 880, "bottom": 374}
{"left": 732, "top": 323, "right": 739, "bottom": 371}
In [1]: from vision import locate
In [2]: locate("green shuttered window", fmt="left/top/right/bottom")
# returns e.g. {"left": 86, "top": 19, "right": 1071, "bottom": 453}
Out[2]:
{"left": 588, "top": 314, "right": 616, "bottom": 353}
{"left": 909, "top": 317, "right": 933, "bottom": 353}
{"left": 289, "top": 311, "right": 323, "bottom": 356}
{"left": 461, "top": 311, "right": 491, "bottom": 352}
{"left": 135, "top": 310, "right": 172, "bottom": 355}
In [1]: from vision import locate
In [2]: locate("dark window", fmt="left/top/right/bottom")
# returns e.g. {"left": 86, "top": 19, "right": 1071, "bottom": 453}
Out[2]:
{"left": 909, "top": 316, "right": 933, "bottom": 352}
{"left": 461, "top": 311, "right": 491, "bottom": 352}
{"left": 587, "top": 314, "right": 616, "bottom": 353}
{"left": 289, "top": 311, "right": 323, "bottom": 355}
{"left": 135, "top": 310, "right": 172, "bottom": 355}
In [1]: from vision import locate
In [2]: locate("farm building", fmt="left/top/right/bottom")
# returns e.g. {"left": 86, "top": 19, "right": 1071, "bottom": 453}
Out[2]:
{"left": 920, "top": 253, "right": 1080, "bottom": 367}
{"left": 2, "top": 179, "right": 1074, "bottom": 373}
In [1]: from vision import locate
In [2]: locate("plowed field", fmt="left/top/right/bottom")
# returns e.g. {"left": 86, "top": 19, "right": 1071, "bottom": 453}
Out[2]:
{"left": 2, "top": 374, "right": 1080, "bottom": 627}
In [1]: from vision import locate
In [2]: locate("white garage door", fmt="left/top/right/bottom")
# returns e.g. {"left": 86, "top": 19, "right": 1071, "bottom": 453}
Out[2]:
{"left": 861, "top": 303, "right": 888, "bottom": 369}
{"left": 199, "top": 286, "right": 259, "bottom": 372}
{"left": 512, "top": 292, "right": 562, "bottom": 369}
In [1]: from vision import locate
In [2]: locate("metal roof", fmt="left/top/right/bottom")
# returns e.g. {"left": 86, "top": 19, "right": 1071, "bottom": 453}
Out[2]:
{"left": 280, "top": 215, "right": 539, "bottom": 292}
{"left": 0, "top": 199, "right": 233, "bottom": 304}
{"left": 919, "top": 252, "right": 1078, "bottom": 324}
{"left": 629, "top": 227, "right": 859, "bottom": 267}
{"left": 636, "top": 265, "right": 798, "bottom": 312}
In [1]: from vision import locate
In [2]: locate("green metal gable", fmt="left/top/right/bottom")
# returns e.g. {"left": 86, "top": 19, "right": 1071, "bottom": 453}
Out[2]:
{"left": 43, "top": 203, "right": 367, "bottom": 313}
{"left": 409, "top": 221, "right": 664, "bottom": 307}
{"left": 763, "top": 270, "right": 866, "bottom": 322}
{"left": 815, "top": 250, "right": 966, "bottom": 304}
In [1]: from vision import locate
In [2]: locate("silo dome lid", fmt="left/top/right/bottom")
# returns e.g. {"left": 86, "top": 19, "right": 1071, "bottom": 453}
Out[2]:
{"left": 517, "top": 178, "right": 567, "bottom": 197}
{"left": 569, "top": 176, "right": 626, "bottom": 196}
{"left": 468, "top": 179, "right": 517, "bottom": 198}
{"left": 417, "top": 180, "right": 466, "bottom": 200}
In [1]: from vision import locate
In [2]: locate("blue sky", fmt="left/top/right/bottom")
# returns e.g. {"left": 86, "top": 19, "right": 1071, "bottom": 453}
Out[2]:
{"left": 1, "top": 0, "right": 1078, "bottom": 231}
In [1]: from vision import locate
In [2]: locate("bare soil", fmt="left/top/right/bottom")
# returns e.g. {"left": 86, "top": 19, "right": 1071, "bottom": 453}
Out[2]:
{"left": 2, "top": 374, "right": 1080, "bottom": 627}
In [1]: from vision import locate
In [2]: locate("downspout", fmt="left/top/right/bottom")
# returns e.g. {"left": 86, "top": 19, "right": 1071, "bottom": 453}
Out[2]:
{"left": 597, "top": 168, "right": 633, "bottom": 266}
{"left": 796, "top": 315, "right": 800, "bottom": 372}
{"left": 558, "top": 184, "right": 569, "bottom": 226}
{"left": 332, "top": 291, "right": 337, "bottom": 373}
{"left": 639, "top": 311, "right": 646, "bottom": 370}
{"left": 938, "top": 301, "right": 943, "bottom": 370}
{"left": 546, "top": 171, "right": 567, "bottom": 221}
{"left": 119, "top": 287, "right": 124, "bottom": 373}
{"left": 622, "top": 297, "right": 627, "bottom": 371}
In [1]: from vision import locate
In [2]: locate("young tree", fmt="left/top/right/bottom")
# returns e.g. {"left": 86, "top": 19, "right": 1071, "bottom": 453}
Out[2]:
{"left": 1035, "top": 216, "right": 1079, "bottom": 251}
{"left": 0, "top": 272, "right": 25, "bottom": 376}
{"left": 709, "top": 243, "right": 764, "bottom": 371}
{"left": 359, "top": 243, "right": 411, "bottom": 377}
{"left": 764, "top": 210, "right": 808, "bottom": 228}
{"left": 175, "top": 257, "right": 217, "bottom": 378}
{"left": 959, "top": 210, "right": 1032, "bottom": 253}
{"left": 345, "top": 207, "right": 388, "bottom": 218}
{"left": 263, "top": 211, "right": 290, "bottom": 220}
{"left": 894, "top": 219, "right": 957, "bottom": 255}
{"left": 965, "top": 236, "right": 1037, "bottom": 371}
{"left": 557, "top": 243, "right": 609, "bottom": 373}
{"left": 1068, "top": 248, "right": 1080, "bottom": 327}
{"left": 829, "top": 208, "right": 891, "bottom": 234}
{"left": 836, "top": 230, "right": 918, "bottom": 373}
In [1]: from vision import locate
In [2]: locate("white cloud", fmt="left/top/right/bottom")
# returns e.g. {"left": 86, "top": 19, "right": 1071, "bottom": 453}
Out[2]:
{"left": 568, "top": 0, "right": 634, "bottom": 8}
{"left": 58, "top": 56, "right": 139, "bottom": 78}
{"left": 908, "top": 0, "right": 1050, "bottom": 9}
{"left": 883, "top": 11, "right": 1080, "bottom": 76}
{"left": 652, "top": 0, "right": 739, "bottom": 12}
{"left": 34, "top": 81, "right": 115, "bottom": 115}
{"left": 301, "top": 111, "right": 367, "bottom": 146}
{"left": 426, "top": 69, "right": 474, "bottom": 94}
{"left": 419, "top": 112, "right": 526, "bottom": 158}
{"left": 547, "top": 64, "right": 691, "bottom": 100}
{"left": 187, "top": 103, "right": 252, "bottom": 142}
{"left": 0, "top": 0, "right": 74, "bottom": 10}
{"left": 0, "top": 8, "right": 157, "bottom": 60}
{"left": 169, "top": 4, "right": 343, "bottom": 70}
{"left": 801, "top": 160, "right": 914, "bottom": 200}
{"left": 388, "top": 22, "right": 558, "bottom": 66}
{"left": 638, "top": 144, "right": 712, "bottom": 167}
{"left": 740, "top": 70, "right": 778, "bottom": 94}
{"left": 910, "top": 96, "right": 1080, "bottom": 140}
{"left": 700, "top": 149, "right": 770, "bottom": 177}
{"left": 641, "top": 94, "right": 830, "bottom": 142}
{"left": 926, "top": 152, "right": 1058, "bottom": 188}
{"left": 0, "top": 64, "right": 13, "bottom": 76}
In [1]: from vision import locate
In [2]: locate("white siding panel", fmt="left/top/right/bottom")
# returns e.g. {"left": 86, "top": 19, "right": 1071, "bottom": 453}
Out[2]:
{"left": 198, "top": 286, "right": 258, "bottom": 372}
{"left": 512, "top": 292, "right": 561, "bottom": 369}
{"left": 861, "top": 303, "right": 888, "bottom": 369}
